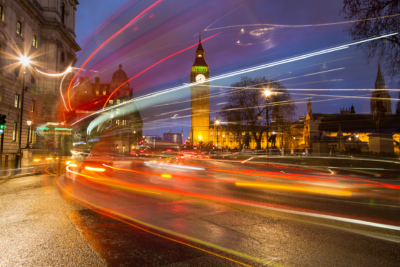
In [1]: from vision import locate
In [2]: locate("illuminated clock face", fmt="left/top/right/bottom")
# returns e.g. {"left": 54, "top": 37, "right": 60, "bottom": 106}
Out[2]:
{"left": 196, "top": 74, "right": 206, "bottom": 83}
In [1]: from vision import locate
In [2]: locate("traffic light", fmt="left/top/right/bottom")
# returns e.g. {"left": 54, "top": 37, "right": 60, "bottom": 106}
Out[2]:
{"left": 0, "top": 114, "right": 6, "bottom": 130}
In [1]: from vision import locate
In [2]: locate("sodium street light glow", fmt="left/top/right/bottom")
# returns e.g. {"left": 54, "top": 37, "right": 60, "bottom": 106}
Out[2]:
{"left": 264, "top": 90, "right": 272, "bottom": 97}
{"left": 20, "top": 56, "right": 30, "bottom": 67}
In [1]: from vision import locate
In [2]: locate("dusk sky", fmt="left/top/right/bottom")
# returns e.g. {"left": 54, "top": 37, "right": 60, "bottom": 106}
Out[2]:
{"left": 74, "top": 0, "right": 399, "bottom": 137}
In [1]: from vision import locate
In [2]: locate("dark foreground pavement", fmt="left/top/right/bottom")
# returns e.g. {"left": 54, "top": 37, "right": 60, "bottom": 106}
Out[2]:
{"left": 0, "top": 173, "right": 246, "bottom": 266}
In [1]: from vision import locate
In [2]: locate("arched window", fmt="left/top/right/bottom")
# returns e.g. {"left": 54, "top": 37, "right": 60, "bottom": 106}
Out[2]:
{"left": 61, "top": 3, "right": 65, "bottom": 24}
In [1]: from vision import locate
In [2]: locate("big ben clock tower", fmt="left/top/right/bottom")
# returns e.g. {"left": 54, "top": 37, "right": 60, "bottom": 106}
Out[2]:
{"left": 190, "top": 32, "right": 210, "bottom": 146}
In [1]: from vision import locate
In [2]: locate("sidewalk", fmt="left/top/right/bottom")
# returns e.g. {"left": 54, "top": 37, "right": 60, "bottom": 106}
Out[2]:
{"left": 0, "top": 174, "right": 104, "bottom": 266}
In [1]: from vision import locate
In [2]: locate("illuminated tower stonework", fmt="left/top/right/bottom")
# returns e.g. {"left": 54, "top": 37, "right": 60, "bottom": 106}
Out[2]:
{"left": 190, "top": 32, "right": 210, "bottom": 145}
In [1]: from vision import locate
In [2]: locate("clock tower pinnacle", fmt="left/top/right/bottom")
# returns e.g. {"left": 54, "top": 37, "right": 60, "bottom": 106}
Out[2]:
{"left": 190, "top": 31, "right": 211, "bottom": 146}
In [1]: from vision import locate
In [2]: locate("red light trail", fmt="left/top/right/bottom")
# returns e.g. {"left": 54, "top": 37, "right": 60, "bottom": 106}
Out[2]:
{"left": 102, "top": 32, "right": 221, "bottom": 110}
{"left": 67, "top": 0, "right": 163, "bottom": 110}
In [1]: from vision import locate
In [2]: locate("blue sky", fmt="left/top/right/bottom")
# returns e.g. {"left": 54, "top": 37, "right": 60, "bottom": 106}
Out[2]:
{"left": 74, "top": 0, "right": 398, "bottom": 137}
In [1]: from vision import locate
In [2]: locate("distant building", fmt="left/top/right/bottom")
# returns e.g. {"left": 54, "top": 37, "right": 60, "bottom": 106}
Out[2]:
{"left": 146, "top": 135, "right": 162, "bottom": 142}
{"left": 303, "top": 64, "right": 400, "bottom": 154}
{"left": 72, "top": 64, "right": 143, "bottom": 155}
{"left": 163, "top": 133, "right": 182, "bottom": 144}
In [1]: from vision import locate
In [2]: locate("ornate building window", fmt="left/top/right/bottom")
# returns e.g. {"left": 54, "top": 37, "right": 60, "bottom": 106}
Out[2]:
{"left": 109, "top": 100, "right": 113, "bottom": 105}
{"left": 116, "top": 120, "right": 120, "bottom": 125}
{"left": 16, "top": 21, "right": 22, "bottom": 35}
{"left": 117, "top": 99, "right": 120, "bottom": 104}
{"left": 103, "top": 91, "right": 106, "bottom": 95}
{"left": 31, "top": 100, "right": 35, "bottom": 112}
{"left": 31, "top": 74, "right": 36, "bottom": 85}
{"left": 61, "top": 3, "right": 65, "bottom": 24}
{"left": 0, "top": 5, "right": 3, "bottom": 21}
{"left": 15, "top": 94, "right": 20, "bottom": 108}
{"left": 96, "top": 91, "right": 99, "bottom": 95}
{"left": 32, "top": 35, "right": 37, "bottom": 48}
{"left": 13, "top": 122, "right": 18, "bottom": 141}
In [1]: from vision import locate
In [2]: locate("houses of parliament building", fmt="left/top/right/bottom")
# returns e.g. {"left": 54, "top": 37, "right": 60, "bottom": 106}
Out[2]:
{"left": 190, "top": 34, "right": 400, "bottom": 153}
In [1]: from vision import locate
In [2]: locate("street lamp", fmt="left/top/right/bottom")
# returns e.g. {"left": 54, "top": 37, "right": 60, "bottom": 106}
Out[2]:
{"left": 264, "top": 90, "right": 273, "bottom": 150}
{"left": 215, "top": 118, "right": 220, "bottom": 150}
{"left": 17, "top": 56, "right": 31, "bottom": 168}
{"left": 25, "top": 118, "right": 32, "bottom": 149}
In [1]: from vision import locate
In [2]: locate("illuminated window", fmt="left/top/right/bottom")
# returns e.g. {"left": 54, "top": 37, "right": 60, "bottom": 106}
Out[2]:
{"left": 109, "top": 100, "right": 113, "bottom": 105}
{"left": 84, "top": 91, "right": 87, "bottom": 94}
{"left": 117, "top": 99, "right": 120, "bottom": 104}
{"left": 32, "top": 35, "right": 37, "bottom": 48}
{"left": 116, "top": 120, "right": 120, "bottom": 125}
{"left": 103, "top": 91, "right": 106, "bottom": 95}
{"left": 31, "top": 100, "right": 35, "bottom": 112}
{"left": 16, "top": 21, "right": 22, "bottom": 35}
{"left": 15, "top": 94, "right": 20, "bottom": 108}
{"left": 198, "top": 54, "right": 202, "bottom": 57}
{"left": 13, "top": 122, "right": 18, "bottom": 141}
{"left": 122, "top": 120, "right": 126, "bottom": 126}
{"left": 29, "top": 126, "right": 33, "bottom": 143}
{"left": 96, "top": 91, "right": 99, "bottom": 95}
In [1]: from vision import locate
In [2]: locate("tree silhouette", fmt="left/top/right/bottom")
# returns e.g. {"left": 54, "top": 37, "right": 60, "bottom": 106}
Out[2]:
{"left": 219, "top": 76, "right": 295, "bottom": 150}
{"left": 341, "top": 0, "right": 400, "bottom": 81}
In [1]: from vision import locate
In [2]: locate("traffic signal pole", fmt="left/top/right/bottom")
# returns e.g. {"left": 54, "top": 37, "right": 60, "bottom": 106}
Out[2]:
{"left": 0, "top": 131, "right": 3, "bottom": 169}
{"left": 0, "top": 114, "right": 6, "bottom": 170}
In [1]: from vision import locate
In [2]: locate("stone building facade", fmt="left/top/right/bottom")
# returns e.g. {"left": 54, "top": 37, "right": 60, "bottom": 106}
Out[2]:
{"left": 0, "top": 0, "right": 80, "bottom": 163}
{"left": 71, "top": 64, "right": 143, "bottom": 156}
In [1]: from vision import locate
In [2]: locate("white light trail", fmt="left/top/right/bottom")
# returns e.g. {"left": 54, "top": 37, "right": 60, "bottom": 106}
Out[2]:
{"left": 72, "top": 32, "right": 398, "bottom": 133}
{"left": 60, "top": 73, "right": 70, "bottom": 112}
{"left": 35, "top": 66, "right": 72, "bottom": 77}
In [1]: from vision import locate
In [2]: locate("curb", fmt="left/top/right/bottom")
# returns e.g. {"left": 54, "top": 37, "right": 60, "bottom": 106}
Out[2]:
{"left": 0, "top": 171, "right": 42, "bottom": 181}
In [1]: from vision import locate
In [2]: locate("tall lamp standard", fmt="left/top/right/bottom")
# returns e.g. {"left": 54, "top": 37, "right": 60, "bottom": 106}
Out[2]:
{"left": 17, "top": 56, "right": 31, "bottom": 168}
{"left": 264, "top": 90, "right": 272, "bottom": 150}
{"left": 25, "top": 118, "right": 32, "bottom": 149}
{"left": 215, "top": 118, "right": 220, "bottom": 151}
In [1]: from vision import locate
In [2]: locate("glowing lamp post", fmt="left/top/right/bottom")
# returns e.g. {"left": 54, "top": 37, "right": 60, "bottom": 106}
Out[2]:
{"left": 264, "top": 89, "right": 272, "bottom": 150}
{"left": 25, "top": 118, "right": 32, "bottom": 149}
{"left": 17, "top": 56, "right": 31, "bottom": 168}
{"left": 215, "top": 118, "right": 220, "bottom": 151}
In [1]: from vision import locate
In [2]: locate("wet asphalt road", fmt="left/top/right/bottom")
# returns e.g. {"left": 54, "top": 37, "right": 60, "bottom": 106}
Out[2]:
{"left": 0, "top": 172, "right": 248, "bottom": 266}
{"left": 1, "top": 157, "right": 400, "bottom": 266}
{"left": 59, "top": 157, "right": 400, "bottom": 266}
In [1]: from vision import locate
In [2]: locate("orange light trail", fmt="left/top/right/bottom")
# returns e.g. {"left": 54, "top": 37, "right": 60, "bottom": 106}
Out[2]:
{"left": 85, "top": 166, "right": 106, "bottom": 172}
{"left": 102, "top": 32, "right": 221, "bottom": 110}
{"left": 208, "top": 168, "right": 337, "bottom": 183}
{"left": 103, "top": 164, "right": 236, "bottom": 183}
{"left": 235, "top": 182, "right": 352, "bottom": 196}
{"left": 67, "top": 0, "right": 163, "bottom": 110}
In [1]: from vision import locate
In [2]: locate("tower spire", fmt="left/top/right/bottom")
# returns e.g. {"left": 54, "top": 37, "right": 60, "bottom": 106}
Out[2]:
{"left": 199, "top": 30, "right": 201, "bottom": 43}
{"left": 377, "top": 62, "right": 382, "bottom": 78}
{"left": 375, "top": 62, "right": 385, "bottom": 90}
